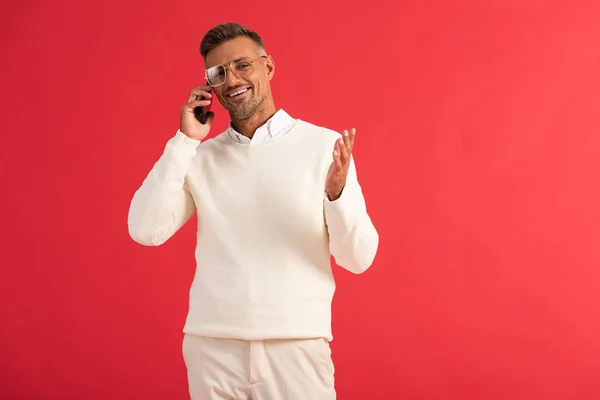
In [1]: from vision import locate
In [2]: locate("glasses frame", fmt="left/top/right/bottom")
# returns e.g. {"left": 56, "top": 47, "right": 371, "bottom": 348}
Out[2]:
{"left": 204, "top": 55, "right": 268, "bottom": 87}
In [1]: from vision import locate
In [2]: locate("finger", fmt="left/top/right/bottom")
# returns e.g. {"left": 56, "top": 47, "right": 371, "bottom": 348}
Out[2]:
{"left": 188, "top": 87, "right": 213, "bottom": 102}
{"left": 191, "top": 88, "right": 212, "bottom": 98}
{"left": 187, "top": 93, "right": 211, "bottom": 104}
{"left": 342, "top": 128, "right": 355, "bottom": 154}
{"left": 348, "top": 128, "right": 356, "bottom": 153}
{"left": 332, "top": 147, "right": 343, "bottom": 170}
{"left": 338, "top": 137, "right": 349, "bottom": 162}
{"left": 182, "top": 99, "right": 211, "bottom": 112}
{"left": 341, "top": 129, "right": 350, "bottom": 149}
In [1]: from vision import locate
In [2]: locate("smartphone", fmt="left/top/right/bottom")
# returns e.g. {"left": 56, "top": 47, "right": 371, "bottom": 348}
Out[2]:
{"left": 193, "top": 82, "right": 212, "bottom": 124}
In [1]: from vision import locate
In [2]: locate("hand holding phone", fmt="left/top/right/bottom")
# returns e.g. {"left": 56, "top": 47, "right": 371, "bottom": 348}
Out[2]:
{"left": 194, "top": 87, "right": 212, "bottom": 124}
{"left": 180, "top": 83, "right": 214, "bottom": 141}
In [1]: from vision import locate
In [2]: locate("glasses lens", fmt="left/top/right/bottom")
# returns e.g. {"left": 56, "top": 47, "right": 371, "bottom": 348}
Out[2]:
{"left": 233, "top": 59, "right": 253, "bottom": 76}
{"left": 206, "top": 65, "right": 225, "bottom": 86}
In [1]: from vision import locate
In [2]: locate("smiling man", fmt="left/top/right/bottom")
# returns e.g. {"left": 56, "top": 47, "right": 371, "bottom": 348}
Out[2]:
{"left": 127, "top": 22, "right": 379, "bottom": 400}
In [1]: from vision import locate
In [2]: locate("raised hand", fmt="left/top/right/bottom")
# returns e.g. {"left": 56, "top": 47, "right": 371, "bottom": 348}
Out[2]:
{"left": 325, "top": 128, "right": 356, "bottom": 201}
{"left": 180, "top": 85, "right": 215, "bottom": 141}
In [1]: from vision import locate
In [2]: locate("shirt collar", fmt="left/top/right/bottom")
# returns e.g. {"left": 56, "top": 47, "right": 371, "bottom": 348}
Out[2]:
{"left": 227, "top": 109, "right": 295, "bottom": 144}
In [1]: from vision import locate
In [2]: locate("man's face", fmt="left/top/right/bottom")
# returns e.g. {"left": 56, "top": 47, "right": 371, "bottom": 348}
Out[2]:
{"left": 205, "top": 36, "right": 274, "bottom": 121}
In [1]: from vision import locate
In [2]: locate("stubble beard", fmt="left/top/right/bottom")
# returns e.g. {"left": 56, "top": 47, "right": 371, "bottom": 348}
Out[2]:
{"left": 229, "top": 90, "right": 266, "bottom": 121}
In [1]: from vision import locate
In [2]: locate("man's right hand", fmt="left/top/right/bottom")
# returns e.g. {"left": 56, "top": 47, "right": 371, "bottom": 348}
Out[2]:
{"left": 180, "top": 85, "right": 215, "bottom": 141}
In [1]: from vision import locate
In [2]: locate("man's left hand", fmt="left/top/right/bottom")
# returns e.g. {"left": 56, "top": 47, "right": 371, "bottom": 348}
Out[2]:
{"left": 325, "top": 128, "right": 356, "bottom": 201}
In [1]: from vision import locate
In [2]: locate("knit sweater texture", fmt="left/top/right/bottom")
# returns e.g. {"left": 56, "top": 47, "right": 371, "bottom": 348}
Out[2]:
{"left": 128, "top": 118, "right": 379, "bottom": 341}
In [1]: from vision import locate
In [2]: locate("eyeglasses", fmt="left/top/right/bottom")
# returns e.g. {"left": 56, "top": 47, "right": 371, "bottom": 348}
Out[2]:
{"left": 204, "top": 56, "right": 267, "bottom": 87}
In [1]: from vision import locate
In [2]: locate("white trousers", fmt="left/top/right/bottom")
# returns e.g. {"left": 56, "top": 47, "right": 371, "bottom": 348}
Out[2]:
{"left": 182, "top": 334, "right": 336, "bottom": 400}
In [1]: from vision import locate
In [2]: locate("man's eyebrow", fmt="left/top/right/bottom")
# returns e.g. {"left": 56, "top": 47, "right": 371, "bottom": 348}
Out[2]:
{"left": 207, "top": 56, "right": 251, "bottom": 69}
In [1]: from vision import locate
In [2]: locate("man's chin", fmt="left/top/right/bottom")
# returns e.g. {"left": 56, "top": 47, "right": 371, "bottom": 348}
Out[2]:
{"left": 228, "top": 109, "right": 248, "bottom": 121}
{"left": 229, "top": 103, "right": 258, "bottom": 121}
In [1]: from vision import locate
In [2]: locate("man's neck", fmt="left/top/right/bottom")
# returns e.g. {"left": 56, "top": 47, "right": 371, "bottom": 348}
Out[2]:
{"left": 231, "top": 107, "right": 277, "bottom": 139}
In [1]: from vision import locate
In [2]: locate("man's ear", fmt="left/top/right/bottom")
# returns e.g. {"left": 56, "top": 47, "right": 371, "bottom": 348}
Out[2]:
{"left": 266, "top": 55, "right": 275, "bottom": 81}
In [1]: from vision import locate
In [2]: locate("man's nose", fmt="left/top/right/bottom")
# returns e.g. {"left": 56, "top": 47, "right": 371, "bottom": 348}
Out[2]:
{"left": 225, "top": 67, "right": 242, "bottom": 84}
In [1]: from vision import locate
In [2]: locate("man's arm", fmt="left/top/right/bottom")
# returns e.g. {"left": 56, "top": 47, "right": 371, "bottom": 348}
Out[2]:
{"left": 323, "top": 128, "right": 379, "bottom": 275}
{"left": 127, "top": 130, "right": 200, "bottom": 246}
{"left": 324, "top": 155, "right": 379, "bottom": 274}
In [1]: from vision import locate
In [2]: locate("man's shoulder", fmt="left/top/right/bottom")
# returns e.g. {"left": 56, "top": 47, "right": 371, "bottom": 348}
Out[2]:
{"left": 196, "top": 130, "right": 230, "bottom": 149}
{"left": 187, "top": 130, "right": 231, "bottom": 163}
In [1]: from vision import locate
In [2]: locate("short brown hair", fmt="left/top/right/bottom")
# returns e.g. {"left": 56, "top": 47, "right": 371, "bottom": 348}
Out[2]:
{"left": 199, "top": 22, "right": 265, "bottom": 60}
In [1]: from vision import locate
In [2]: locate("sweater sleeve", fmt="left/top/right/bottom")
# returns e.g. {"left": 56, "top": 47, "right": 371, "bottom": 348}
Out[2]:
{"left": 127, "top": 130, "right": 200, "bottom": 246}
{"left": 324, "top": 156, "right": 379, "bottom": 274}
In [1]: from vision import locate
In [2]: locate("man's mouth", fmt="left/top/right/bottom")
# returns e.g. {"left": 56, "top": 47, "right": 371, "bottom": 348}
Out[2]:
{"left": 226, "top": 87, "right": 251, "bottom": 98}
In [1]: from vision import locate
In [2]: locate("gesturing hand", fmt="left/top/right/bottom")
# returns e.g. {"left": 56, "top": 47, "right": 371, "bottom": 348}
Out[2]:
{"left": 325, "top": 128, "right": 356, "bottom": 201}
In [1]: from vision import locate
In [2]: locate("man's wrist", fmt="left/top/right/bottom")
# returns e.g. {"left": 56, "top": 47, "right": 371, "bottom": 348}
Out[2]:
{"left": 176, "top": 129, "right": 202, "bottom": 146}
{"left": 326, "top": 187, "right": 344, "bottom": 201}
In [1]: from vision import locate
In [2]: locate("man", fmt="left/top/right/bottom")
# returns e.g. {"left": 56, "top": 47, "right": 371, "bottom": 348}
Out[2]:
{"left": 127, "top": 22, "right": 379, "bottom": 400}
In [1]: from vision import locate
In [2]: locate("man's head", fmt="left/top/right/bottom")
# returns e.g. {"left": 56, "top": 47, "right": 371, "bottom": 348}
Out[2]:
{"left": 199, "top": 22, "right": 275, "bottom": 122}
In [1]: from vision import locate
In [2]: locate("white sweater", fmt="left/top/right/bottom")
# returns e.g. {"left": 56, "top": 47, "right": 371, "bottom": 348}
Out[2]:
{"left": 127, "top": 117, "right": 379, "bottom": 341}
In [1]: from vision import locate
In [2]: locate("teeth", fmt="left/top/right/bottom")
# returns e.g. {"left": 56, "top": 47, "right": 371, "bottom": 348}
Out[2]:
{"left": 228, "top": 88, "right": 248, "bottom": 97}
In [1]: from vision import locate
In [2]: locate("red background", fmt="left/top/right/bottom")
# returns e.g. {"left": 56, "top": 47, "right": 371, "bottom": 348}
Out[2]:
{"left": 2, "top": 0, "right": 600, "bottom": 399}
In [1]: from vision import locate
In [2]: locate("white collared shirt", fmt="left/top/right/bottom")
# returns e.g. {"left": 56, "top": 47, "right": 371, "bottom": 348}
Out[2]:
{"left": 227, "top": 109, "right": 297, "bottom": 144}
